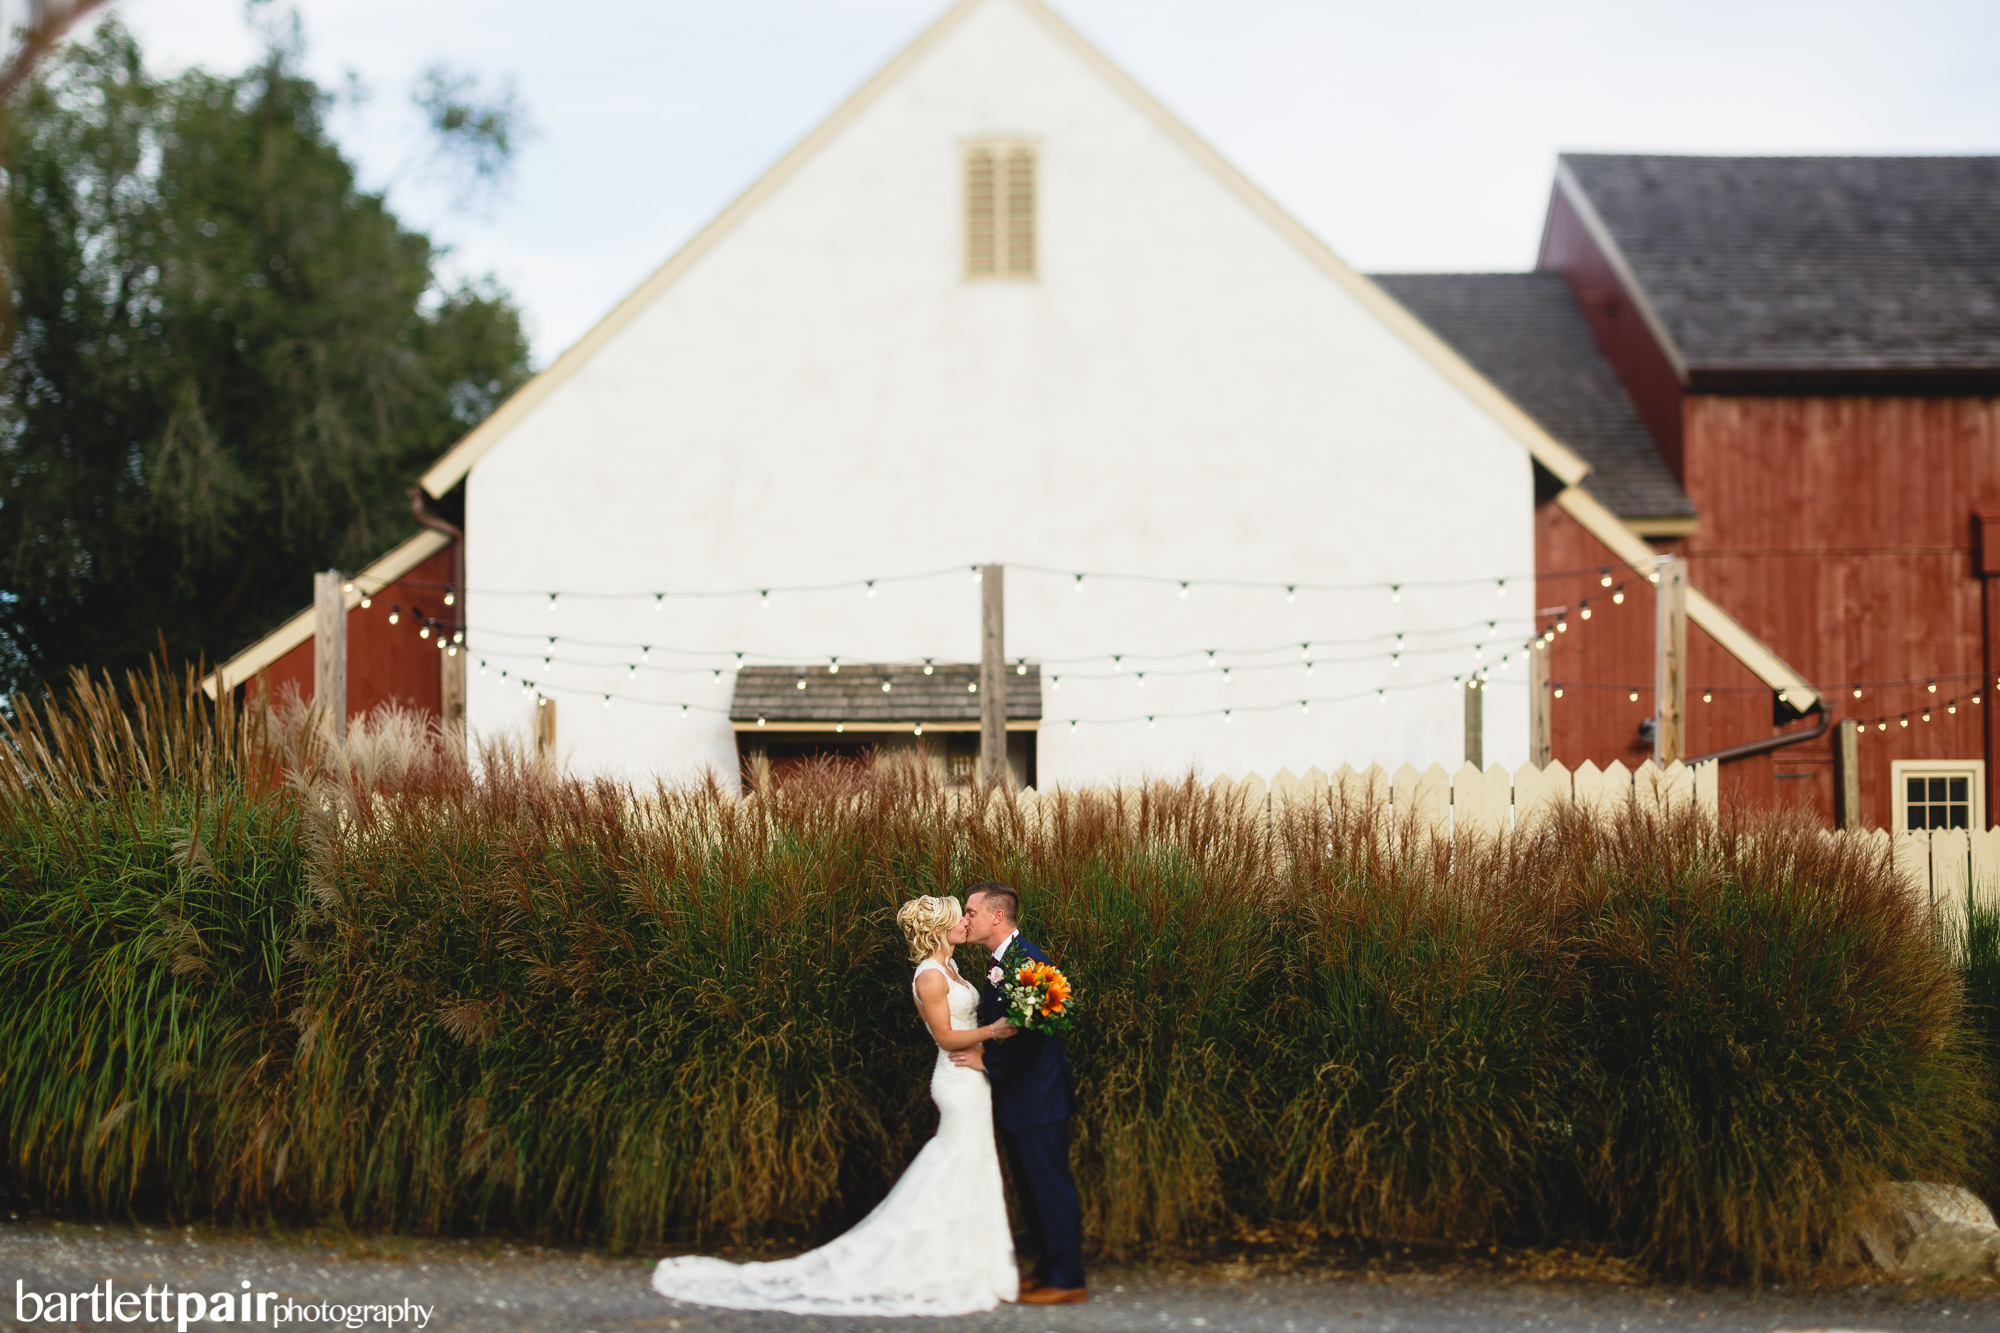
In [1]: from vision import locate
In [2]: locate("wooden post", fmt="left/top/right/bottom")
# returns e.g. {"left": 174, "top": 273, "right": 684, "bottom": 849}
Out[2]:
{"left": 440, "top": 640, "right": 466, "bottom": 760}
{"left": 1654, "top": 554, "right": 1687, "bottom": 764}
{"left": 979, "top": 564, "right": 1006, "bottom": 790}
{"left": 1527, "top": 642, "right": 1552, "bottom": 767}
{"left": 534, "top": 695, "right": 557, "bottom": 759}
{"left": 1836, "top": 718, "right": 1862, "bottom": 830}
{"left": 1463, "top": 676, "right": 1483, "bottom": 770}
{"left": 313, "top": 570, "right": 347, "bottom": 743}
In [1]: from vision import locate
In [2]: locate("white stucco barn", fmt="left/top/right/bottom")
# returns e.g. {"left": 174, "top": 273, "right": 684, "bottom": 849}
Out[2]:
{"left": 399, "top": 0, "right": 1591, "bottom": 785}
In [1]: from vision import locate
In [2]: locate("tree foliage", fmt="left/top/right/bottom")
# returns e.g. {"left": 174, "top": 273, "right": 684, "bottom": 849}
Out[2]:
{"left": 0, "top": 18, "right": 529, "bottom": 690}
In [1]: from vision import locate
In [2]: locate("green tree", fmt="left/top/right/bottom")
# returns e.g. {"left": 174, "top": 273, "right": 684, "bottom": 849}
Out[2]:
{"left": 0, "top": 17, "right": 529, "bottom": 690}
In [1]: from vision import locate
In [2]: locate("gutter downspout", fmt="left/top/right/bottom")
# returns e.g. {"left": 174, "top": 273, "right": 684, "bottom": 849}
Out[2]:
{"left": 1685, "top": 707, "right": 1832, "bottom": 767}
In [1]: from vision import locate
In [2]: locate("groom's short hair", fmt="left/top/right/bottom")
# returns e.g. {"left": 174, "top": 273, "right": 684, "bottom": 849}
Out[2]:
{"left": 966, "top": 881, "right": 1019, "bottom": 925}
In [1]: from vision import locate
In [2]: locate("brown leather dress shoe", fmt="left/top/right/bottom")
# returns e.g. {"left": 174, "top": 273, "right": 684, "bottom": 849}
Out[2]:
{"left": 1017, "top": 1285, "right": 1088, "bottom": 1305}
{"left": 1016, "top": 1277, "right": 1045, "bottom": 1297}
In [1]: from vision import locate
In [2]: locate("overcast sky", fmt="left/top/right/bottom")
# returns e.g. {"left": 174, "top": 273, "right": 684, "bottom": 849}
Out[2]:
{"left": 94, "top": 0, "right": 2000, "bottom": 365}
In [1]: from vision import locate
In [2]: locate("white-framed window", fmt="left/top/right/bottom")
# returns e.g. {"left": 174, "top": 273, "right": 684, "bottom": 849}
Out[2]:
{"left": 1890, "top": 760, "right": 1985, "bottom": 833}
{"left": 963, "top": 140, "right": 1036, "bottom": 279}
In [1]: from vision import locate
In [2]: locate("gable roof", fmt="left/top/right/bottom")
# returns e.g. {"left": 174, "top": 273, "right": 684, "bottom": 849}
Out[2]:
{"left": 198, "top": 528, "right": 451, "bottom": 699}
{"left": 1553, "top": 153, "right": 2000, "bottom": 387}
{"left": 417, "top": 0, "right": 1589, "bottom": 500}
{"left": 1372, "top": 273, "right": 1694, "bottom": 528}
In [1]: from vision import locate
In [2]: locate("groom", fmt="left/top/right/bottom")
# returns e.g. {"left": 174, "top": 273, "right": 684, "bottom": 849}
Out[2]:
{"left": 952, "top": 881, "right": 1086, "bottom": 1306}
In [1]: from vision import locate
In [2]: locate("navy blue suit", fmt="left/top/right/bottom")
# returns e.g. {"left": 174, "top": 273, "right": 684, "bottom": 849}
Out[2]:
{"left": 979, "top": 934, "right": 1084, "bottom": 1291}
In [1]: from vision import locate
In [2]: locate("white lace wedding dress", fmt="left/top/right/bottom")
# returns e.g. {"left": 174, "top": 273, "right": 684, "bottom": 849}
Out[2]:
{"left": 651, "top": 958, "right": 1018, "bottom": 1316}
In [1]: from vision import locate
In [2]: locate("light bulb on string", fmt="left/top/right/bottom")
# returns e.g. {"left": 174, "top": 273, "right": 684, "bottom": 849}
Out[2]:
{"left": 654, "top": 594, "right": 665, "bottom": 613}
{"left": 1070, "top": 720, "right": 1078, "bottom": 733}
{"left": 759, "top": 590, "right": 770, "bottom": 608}
{"left": 419, "top": 625, "right": 431, "bottom": 640}
{"left": 1285, "top": 586, "right": 1296, "bottom": 603}
{"left": 1112, "top": 655, "right": 1122, "bottom": 672}
{"left": 1900, "top": 714, "right": 1910, "bottom": 728}
{"left": 1300, "top": 642, "right": 1310, "bottom": 659}
{"left": 603, "top": 695, "right": 611, "bottom": 709}
{"left": 1557, "top": 618, "right": 1568, "bottom": 633}
{"left": 1304, "top": 661, "right": 1314, "bottom": 676}
{"left": 1580, "top": 602, "right": 1591, "bottom": 621}
{"left": 734, "top": 653, "right": 745, "bottom": 671}
{"left": 1223, "top": 709, "right": 1232, "bottom": 723}
{"left": 967, "top": 682, "right": 977, "bottom": 694}
{"left": 970, "top": 566, "right": 981, "bottom": 583}
{"left": 1929, "top": 679, "right": 1938, "bottom": 693}
{"left": 1222, "top": 668, "right": 1231, "bottom": 684}
{"left": 1137, "top": 672, "right": 1146, "bottom": 688}
{"left": 1923, "top": 708, "right": 1932, "bottom": 722}
{"left": 1950, "top": 701, "right": 1959, "bottom": 715}
{"left": 1878, "top": 719, "right": 1888, "bottom": 731}
{"left": 914, "top": 723, "right": 924, "bottom": 736}
{"left": 1392, "top": 653, "right": 1401, "bottom": 669}
{"left": 454, "top": 630, "right": 464, "bottom": 644}
{"left": 1389, "top": 583, "right": 1400, "bottom": 603}
{"left": 1179, "top": 582, "right": 1190, "bottom": 599}
{"left": 341, "top": 580, "right": 353, "bottom": 593}
{"left": 1147, "top": 716, "right": 1156, "bottom": 730}
{"left": 1599, "top": 569, "right": 1613, "bottom": 588}
{"left": 881, "top": 680, "right": 892, "bottom": 693}
{"left": 1612, "top": 586, "right": 1625, "bottom": 605}
{"left": 1051, "top": 675, "right": 1060, "bottom": 691}
{"left": 1702, "top": 691, "right": 1713, "bottom": 703}
{"left": 548, "top": 593, "right": 558, "bottom": 612}
{"left": 1300, "top": 700, "right": 1310, "bottom": 715}
{"left": 443, "top": 592, "right": 455, "bottom": 607}
{"left": 388, "top": 608, "right": 401, "bottom": 625}
{"left": 360, "top": 596, "right": 372, "bottom": 610}
{"left": 1496, "top": 579, "right": 1506, "bottom": 598}
{"left": 478, "top": 662, "right": 487, "bottom": 677}
{"left": 923, "top": 659, "right": 934, "bottom": 675}
{"left": 1376, "top": 689, "right": 1386, "bottom": 705}
{"left": 1853, "top": 687, "right": 1863, "bottom": 699}
{"left": 829, "top": 657, "right": 840, "bottom": 674}
{"left": 1074, "top": 574, "right": 1085, "bottom": 593}
{"left": 1554, "top": 687, "right": 1564, "bottom": 699}
{"left": 1628, "top": 690, "right": 1640, "bottom": 702}
{"left": 795, "top": 677, "right": 806, "bottom": 691}
{"left": 1016, "top": 659, "right": 1027, "bottom": 675}
{"left": 866, "top": 580, "right": 877, "bottom": 599}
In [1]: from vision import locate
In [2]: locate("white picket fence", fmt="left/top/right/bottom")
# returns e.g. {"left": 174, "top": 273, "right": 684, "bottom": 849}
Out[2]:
{"left": 1181, "top": 758, "right": 1717, "bottom": 837}
{"left": 1877, "top": 828, "right": 2000, "bottom": 937}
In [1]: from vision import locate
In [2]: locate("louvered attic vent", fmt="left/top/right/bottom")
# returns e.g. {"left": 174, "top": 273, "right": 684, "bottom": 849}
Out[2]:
{"left": 964, "top": 142, "right": 1036, "bottom": 279}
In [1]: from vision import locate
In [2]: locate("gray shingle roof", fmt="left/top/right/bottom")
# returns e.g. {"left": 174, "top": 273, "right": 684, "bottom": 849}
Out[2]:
{"left": 1370, "top": 272, "right": 1695, "bottom": 520}
{"left": 729, "top": 663, "right": 1041, "bottom": 724}
{"left": 1559, "top": 154, "right": 2000, "bottom": 381}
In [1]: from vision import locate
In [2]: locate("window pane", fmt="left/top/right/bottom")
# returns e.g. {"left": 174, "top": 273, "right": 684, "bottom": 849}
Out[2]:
{"left": 1929, "top": 776, "right": 1948, "bottom": 802}
{"left": 964, "top": 151, "right": 995, "bottom": 276}
{"left": 1909, "top": 777, "right": 1926, "bottom": 802}
{"left": 1950, "top": 805, "right": 1970, "bottom": 829}
{"left": 1951, "top": 777, "right": 1969, "bottom": 802}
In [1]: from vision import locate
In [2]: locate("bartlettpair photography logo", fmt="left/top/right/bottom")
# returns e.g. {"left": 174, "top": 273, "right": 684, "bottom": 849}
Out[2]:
{"left": 15, "top": 1279, "right": 435, "bottom": 1329}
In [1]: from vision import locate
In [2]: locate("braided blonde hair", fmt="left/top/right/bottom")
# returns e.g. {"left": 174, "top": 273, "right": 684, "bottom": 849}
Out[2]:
{"left": 897, "top": 895, "right": 963, "bottom": 961}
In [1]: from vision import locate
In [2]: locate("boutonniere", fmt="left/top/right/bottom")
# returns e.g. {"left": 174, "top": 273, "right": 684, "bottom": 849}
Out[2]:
{"left": 987, "top": 964, "right": 1004, "bottom": 986}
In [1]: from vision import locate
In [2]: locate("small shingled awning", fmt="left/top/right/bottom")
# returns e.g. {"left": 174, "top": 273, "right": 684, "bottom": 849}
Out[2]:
{"left": 729, "top": 663, "right": 1041, "bottom": 731}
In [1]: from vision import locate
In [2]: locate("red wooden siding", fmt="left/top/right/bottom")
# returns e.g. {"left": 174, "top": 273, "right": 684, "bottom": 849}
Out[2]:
{"left": 1680, "top": 394, "right": 2000, "bottom": 826}
{"left": 1537, "top": 185, "right": 1687, "bottom": 484}
{"left": 250, "top": 545, "right": 458, "bottom": 723}
{"left": 1534, "top": 501, "right": 1823, "bottom": 815}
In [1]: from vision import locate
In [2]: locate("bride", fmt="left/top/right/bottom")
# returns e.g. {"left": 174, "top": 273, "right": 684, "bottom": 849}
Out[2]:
{"left": 651, "top": 894, "right": 1022, "bottom": 1316}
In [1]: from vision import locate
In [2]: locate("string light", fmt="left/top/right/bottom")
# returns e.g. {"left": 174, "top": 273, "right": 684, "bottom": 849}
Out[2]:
{"left": 1599, "top": 569, "right": 1613, "bottom": 588}
{"left": 387, "top": 608, "right": 401, "bottom": 625}
{"left": 829, "top": 657, "right": 840, "bottom": 673}
{"left": 1612, "top": 586, "right": 1625, "bottom": 605}
{"left": 1051, "top": 675, "right": 1060, "bottom": 691}
{"left": 1556, "top": 617, "right": 1568, "bottom": 633}
{"left": 1900, "top": 714, "right": 1910, "bottom": 728}
{"left": 1496, "top": 579, "right": 1507, "bottom": 598}
{"left": 881, "top": 680, "right": 892, "bottom": 693}
{"left": 1928, "top": 679, "right": 1938, "bottom": 693}
{"left": 1074, "top": 574, "right": 1085, "bottom": 593}
{"left": 1949, "top": 701, "right": 1959, "bottom": 715}
{"left": 1922, "top": 708, "right": 1932, "bottom": 722}
{"left": 1285, "top": 586, "right": 1296, "bottom": 603}
{"left": 1579, "top": 602, "right": 1591, "bottom": 620}
{"left": 1223, "top": 709, "right": 1232, "bottom": 723}
{"left": 1553, "top": 687, "right": 1564, "bottom": 699}
{"left": 924, "top": 659, "right": 935, "bottom": 675}
{"left": 1016, "top": 659, "right": 1028, "bottom": 675}
{"left": 759, "top": 590, "right": 770, "bottom": 608}
{"left": 1179, "top": 582, "right": 1190, "bottom": 599}
{"left": 1137, "top": 672, "right": 1147, "bottom": 687}
{"left": 1853, "top": 687, "right": 1863, "bottom": 699}
{"left": 654, "top": 593, "right": 665, "bottom": 612}
{"left": 1702, "top": 691, "right": 1712, "bottom": 703}
{"left": 1389, "top": 583, "right": 1401, "bottom": 603}
{"left": 866, "top": 580, "right": 877, "bottom": 598}
{"left": 548, "top": 593, "right": 558, "bottom": 611}
{"left": 443, "top": 592, "right": 455, "bottom": 607}
{"left": 359, "top": 595, "right": 372, "bottom": 609}
{"left": 1628, "top": 690, "right": 1640, "bottom": 702}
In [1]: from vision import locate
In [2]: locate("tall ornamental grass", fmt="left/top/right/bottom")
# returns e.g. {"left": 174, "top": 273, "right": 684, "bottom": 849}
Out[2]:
{"left": 0, "top": 664, "right": 1991, "bottom": 1280}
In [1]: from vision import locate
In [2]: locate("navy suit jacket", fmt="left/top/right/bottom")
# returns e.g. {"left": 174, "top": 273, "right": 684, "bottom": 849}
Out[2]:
{"left": 977, "top": 934, "right": 1075, "bottom": 1131}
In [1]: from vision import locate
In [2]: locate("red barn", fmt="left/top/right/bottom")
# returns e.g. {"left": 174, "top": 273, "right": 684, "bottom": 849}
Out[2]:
{"left": 1390, "top": 155, "right": 2000, "bottom": 831}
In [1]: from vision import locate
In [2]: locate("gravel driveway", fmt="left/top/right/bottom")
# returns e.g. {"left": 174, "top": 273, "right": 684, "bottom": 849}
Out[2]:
{"left": 4, "top": 1220, "right": 1996, "bottom": 1332}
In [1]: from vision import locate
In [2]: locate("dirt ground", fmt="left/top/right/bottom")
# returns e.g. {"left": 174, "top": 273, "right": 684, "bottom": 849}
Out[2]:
{"left": 4, "top": 1218, "right": 1998, "bottom": 1332}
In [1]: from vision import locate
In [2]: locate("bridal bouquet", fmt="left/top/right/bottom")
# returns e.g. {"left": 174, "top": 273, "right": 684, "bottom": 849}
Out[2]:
{"left": 1000, "top": 960, "right": 1076, "bottom": 1034}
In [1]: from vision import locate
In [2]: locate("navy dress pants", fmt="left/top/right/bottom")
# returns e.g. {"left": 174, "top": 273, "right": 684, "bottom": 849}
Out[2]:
{"left": 999, "top": 1118, "right": 1084, "bottom": 1290}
